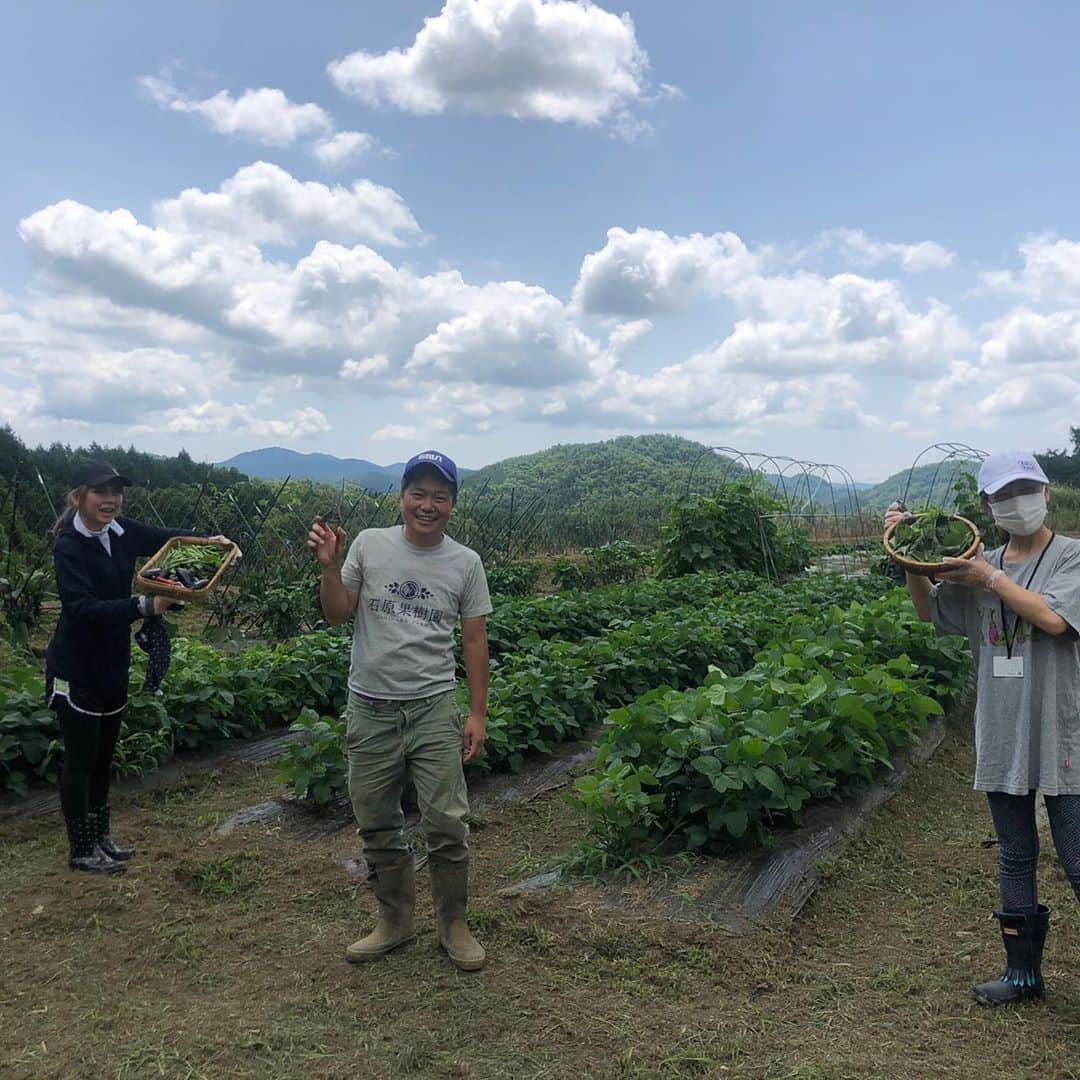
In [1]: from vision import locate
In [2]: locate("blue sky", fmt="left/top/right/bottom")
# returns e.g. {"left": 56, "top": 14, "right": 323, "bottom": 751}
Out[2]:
{"left": 3, "top": 1, "right": 1079, "bottom": 480}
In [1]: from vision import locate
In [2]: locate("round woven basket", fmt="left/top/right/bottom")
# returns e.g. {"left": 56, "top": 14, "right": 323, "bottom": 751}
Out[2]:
{"left": 883, "top": 513, "right": 981, "bottom": 577}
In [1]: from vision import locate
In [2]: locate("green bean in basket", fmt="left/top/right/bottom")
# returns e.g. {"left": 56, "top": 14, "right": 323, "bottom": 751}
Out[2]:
{"left": 159, "top": 545, "right": 225, "bottom": 574}
{"left": 141, "top": 543, "right": 227, "bottom": 589}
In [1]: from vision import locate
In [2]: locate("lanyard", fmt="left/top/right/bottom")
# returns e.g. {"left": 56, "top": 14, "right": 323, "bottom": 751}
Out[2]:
{"left": 998, "top": 533, "right": 1054, "bottom": 659}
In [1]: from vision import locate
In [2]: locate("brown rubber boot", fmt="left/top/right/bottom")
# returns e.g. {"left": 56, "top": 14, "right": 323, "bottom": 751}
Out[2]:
{"left": 346, "top": 856, "right": 416, "bottom": 963}
{"left": 430, "top": 857, "right": 485, "bottom": 971}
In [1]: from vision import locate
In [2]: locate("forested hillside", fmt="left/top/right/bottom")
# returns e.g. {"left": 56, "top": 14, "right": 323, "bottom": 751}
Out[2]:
{"left": 462, "top": 434, "right": 735, "bottom": 508}
{"left": 0, "top": 426, "right": 247, "bottom": 491}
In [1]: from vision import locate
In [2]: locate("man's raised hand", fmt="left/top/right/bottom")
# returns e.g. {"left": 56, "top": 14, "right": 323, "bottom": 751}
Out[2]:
{"left": 308, "top": 519, "right": 347, "bottom": 567}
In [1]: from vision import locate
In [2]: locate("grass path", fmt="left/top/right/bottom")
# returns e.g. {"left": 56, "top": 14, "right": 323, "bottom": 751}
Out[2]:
{"left": 1, "top": 721, "right": 1078, "bottom": 1079}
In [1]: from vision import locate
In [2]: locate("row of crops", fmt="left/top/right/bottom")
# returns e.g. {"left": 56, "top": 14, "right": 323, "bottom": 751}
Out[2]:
{"left": 3, "top": 566, "right": 970, "bottom": 865}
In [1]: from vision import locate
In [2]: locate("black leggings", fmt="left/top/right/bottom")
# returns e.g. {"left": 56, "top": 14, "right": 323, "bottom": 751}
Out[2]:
{"left": 986, "top": 791, "right": 1080, "bottom": 912}
{"left": 57, "top": 697, "right": 124, "bottom": 820}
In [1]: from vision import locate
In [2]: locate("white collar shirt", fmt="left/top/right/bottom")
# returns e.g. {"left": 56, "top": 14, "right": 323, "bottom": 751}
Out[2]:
{"left": 73, "top": 513, "right": 125, "bottom": 556}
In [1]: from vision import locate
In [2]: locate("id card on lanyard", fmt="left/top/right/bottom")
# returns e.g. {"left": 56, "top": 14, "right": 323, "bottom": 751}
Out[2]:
{"left": 992, "top": 534, "right": 1054, "bottom": 679}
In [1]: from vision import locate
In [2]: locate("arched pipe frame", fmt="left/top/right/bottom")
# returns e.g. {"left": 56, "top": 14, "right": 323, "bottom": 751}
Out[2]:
{"left": 898, "top": 442, "right": 987, "bottom": 509}
{"left": 685, "top": 443, "right": 988, "bottom": 578}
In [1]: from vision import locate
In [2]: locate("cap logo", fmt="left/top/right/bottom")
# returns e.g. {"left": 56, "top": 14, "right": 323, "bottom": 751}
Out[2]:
{"left": 1020, "top": 460, "right": 1036, "bottom": 472}
{"left": 417, "top": 453, "right": 443, "bottom": 463}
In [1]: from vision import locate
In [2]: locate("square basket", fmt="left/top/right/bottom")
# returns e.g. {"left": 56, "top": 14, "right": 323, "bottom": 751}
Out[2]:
{"left": 882, "top": 513, "right": 981, "bottom": 577}
{"left": 134, "top": 536, "right": 239, "bottom": 603}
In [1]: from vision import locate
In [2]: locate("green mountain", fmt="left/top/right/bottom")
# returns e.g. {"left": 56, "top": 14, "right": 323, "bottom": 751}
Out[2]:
{"left": 858, "top": 461, "right": 980, "bottom": 511}
{"left": 459, "top": 434, "right": 738, "bottom": 510}
{"left": 218, "top": 446, "right": 404, "bottom": 489}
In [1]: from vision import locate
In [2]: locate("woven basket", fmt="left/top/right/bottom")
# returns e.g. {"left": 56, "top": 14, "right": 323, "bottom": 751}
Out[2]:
{"left": 135, "top": 536, "right": 239, "bottom": 603}
{"left": 883, "top": 513, "right": 981, "bottom": 577}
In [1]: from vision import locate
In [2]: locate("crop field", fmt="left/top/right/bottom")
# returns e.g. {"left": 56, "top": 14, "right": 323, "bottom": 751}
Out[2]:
{"left": 3, "top": 460, "right": 1080, "bottom": 1077}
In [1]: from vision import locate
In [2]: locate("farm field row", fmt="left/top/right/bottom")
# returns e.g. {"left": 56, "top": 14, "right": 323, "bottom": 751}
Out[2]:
{"left": 2, "top": 570, "right": 890, "bottom": 799}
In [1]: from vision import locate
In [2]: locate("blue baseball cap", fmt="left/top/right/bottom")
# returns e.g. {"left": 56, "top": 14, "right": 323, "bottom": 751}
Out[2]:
{"left": 402, "top": 450, "right": 458, "bottom": 487}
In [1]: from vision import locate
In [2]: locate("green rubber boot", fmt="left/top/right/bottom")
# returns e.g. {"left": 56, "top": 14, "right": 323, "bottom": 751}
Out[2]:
{"left": 430, "top": 857, "right": 485, "bottom": 972}
{"left": 346, "top": 856, "right": 416, "bottom": 963}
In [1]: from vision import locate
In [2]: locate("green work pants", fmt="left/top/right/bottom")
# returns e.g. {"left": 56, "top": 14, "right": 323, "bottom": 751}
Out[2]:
{"left": 345, "top": 689, "right": 470, "bottom": 865}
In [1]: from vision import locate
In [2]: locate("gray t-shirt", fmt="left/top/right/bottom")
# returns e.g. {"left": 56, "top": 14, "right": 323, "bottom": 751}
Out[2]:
{"left": 340, "top": 526, "right": 492, "bottom": 700}
{"left": 929, "top": 535, "right": 1080, "bottom": 795}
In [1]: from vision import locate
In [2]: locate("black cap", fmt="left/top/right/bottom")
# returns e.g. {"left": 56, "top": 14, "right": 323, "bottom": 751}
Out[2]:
{"left": 71, "top": 461, "right": 133, "bottom": 489}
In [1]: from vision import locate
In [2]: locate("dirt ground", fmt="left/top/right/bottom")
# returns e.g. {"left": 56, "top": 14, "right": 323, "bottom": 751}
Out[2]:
{"left": 1, "top": 722, "right": 1078, "bottom": 1080}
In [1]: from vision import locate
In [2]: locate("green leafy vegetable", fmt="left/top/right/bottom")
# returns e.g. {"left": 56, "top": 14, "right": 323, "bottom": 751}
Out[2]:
{"left": 890, "top": 509, "right": 975, "bottom": 564}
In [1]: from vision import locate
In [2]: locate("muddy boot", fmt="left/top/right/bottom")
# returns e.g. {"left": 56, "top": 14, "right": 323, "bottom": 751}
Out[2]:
{"left": 66, "top": 815, "right": 125, "bottom": 875}
{"left": 346, "top": 856, "right": 416, "bottom": 963}
{"left": 92, "top": 803, "right": 135, "bottom": 861}
{"left": 972, "top": 906, "right": 1049, "bottom": 1006}
{"left": 430, "top": 857, "right": 485, "bottom": 971}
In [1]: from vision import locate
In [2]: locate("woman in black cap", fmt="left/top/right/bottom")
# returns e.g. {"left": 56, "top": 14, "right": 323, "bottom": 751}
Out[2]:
{"left": 47, "top": 460, "right": 228, "bottom": 874}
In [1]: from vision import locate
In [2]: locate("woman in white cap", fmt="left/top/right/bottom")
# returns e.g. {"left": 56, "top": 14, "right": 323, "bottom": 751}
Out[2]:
{"left": 47, "top": 461, "right": 230, "bottom": 874}
{"left": 885, "top": 451, "right": 1080, "bottom": 1005}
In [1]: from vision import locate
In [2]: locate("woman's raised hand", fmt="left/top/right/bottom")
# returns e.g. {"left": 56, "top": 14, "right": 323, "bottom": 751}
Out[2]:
{"left": 208, "top": 535, "right": 242, "bottom": 561}
{"left": 883, "top": 500, "right": 914, "bottom": 532}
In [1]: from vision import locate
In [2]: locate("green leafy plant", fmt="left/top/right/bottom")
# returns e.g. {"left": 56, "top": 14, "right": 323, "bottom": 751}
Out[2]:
{"left": 572, "top": 592, "right": 972, "bottom": 862}
{"left": 274, "top": 707, "right": 348, "bottom": 804}
{"left": 0, "top": 565, "right": 49, "bottom": 646}
{"left": 658, "top": 482, "right": 812, "bottom": 579}
{"left": 485, "top": 560, "right": 542, "bottom": 596}
{"left": 552, "top": 541, "right": 653, "bottom": 591}
{"left": 0, "top": 658, "right": 59, "bottom": 794}
{"left": 950, "top": 472, "right": 996, "bottom": 542}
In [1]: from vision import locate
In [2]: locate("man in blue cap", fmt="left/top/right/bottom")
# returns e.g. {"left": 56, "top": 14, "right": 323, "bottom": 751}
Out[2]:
{"left": 309, "top": 449, "right": 491, "bottom": 970}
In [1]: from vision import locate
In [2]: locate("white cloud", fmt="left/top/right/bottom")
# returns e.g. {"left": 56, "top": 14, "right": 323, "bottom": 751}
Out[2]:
{"left": 341, "top": 354, "right": 391, "bottom": 380}
{"left": 819, "top": 228, "right": 955, "bottom": 272}
{"left": 515, "top": 360, "right": 895, "bottom": 436}
{"left": 27, "top": 347, "right": 219, "bottom": 423}
{"left": 573, "top": 227, "right": 758, "bottom": 315}
{"left": 980, "top": 307, "right": 1080, "bottom": 368}
{"left": 610, "top": 110, "right": 653, "bottom": 142}
{"left": 0, "top": 385, "right": 45, "bottom": 427}
{"left": 219, "top": 240, "right": 473, "bottom": 368}
{"left": 140, "top": 76, "right": 332, "bottom": 146}
{"left": 328, "top": 0, "right": 650, "bottom": 128}
{"left": 154, "top": 401, "right": 331, "bottom": 437}
{"left": 310, "top": 130, "right": 376, "bottom": 167}
{"left": 976, "top": 373, "right": 1080, "bottom": 418}
{"left": 982, "top": 235, "right": 1080, "bottom": 305}
{"left": 575, "top": 227, "right": 968, "bottom": 381}
{"left": 155, "top": 162, "right": 421, "bottom": 248}
{"left": 718, "top": 272, "right": 970, "bottom": 377}
{"left": 407, "top": 281, "right": 601, "bottom": 387}
{"left": 400, "top": 383, "right": 525, "bottom": 433}
{"left": 372, "top": 424, "right": 419, "bottom": 440}
{"left": 606, "top": 318, "right": 652, "bottom": 351}
{"left": 18, "top": 199, "right": 274, "bottom": 333}
{"left": 19, "top": 185, "right": 606, "bottom": 392}
{"left": 16, "top": 183, "right": 980, "bottom": 452}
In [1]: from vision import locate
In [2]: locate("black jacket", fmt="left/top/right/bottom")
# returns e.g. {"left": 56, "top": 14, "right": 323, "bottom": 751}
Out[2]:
{"left": 46, "top": 516, "right": 194, "bottom": 692}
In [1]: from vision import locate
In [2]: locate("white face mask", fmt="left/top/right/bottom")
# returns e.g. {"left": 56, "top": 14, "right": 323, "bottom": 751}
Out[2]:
{"left": 990, "top": 492, "right": 1048, "bottom": 536}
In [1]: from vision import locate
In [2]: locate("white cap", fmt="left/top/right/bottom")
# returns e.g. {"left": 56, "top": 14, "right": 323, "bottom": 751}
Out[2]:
{"left": 977, "top": 450, "right": 1050, "bottom": 495}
